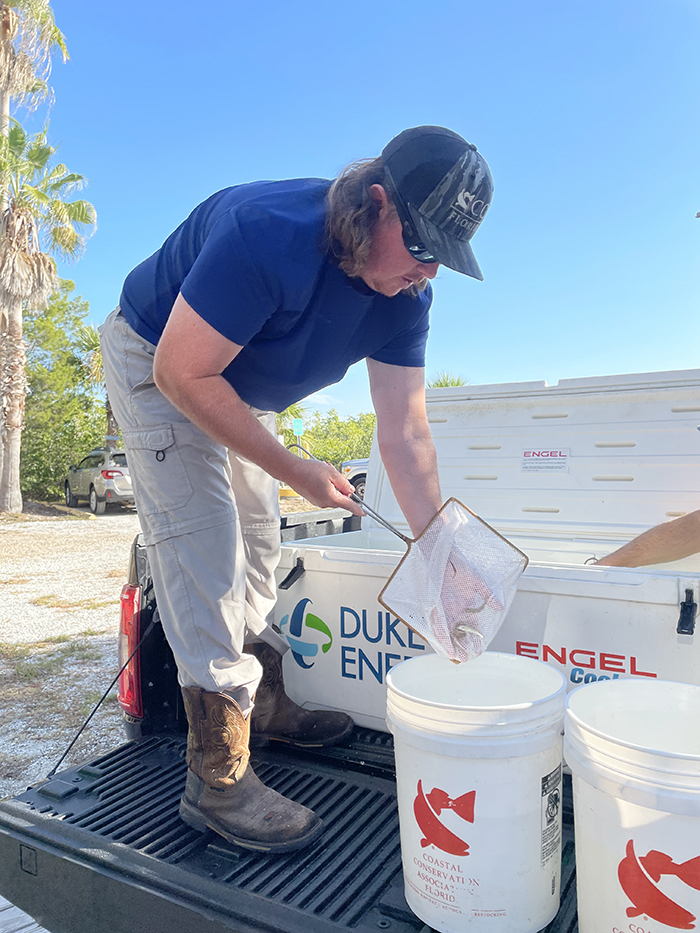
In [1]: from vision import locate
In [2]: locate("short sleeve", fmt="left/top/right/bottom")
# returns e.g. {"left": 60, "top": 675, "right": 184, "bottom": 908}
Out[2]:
{"left": 179, "top": 211, "right": 281, "bottom": 346}
{"left": 369, "top": 286, "right": 432, "bottom": 367}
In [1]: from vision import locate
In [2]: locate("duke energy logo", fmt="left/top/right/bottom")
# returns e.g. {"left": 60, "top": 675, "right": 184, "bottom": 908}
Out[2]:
{"left": 278, "top": 598, "right": 332, "bottom": 669}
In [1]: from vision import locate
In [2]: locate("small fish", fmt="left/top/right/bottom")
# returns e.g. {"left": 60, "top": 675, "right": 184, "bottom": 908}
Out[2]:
{"left": 455, "top": 622, "right": 484, "bottom": 638}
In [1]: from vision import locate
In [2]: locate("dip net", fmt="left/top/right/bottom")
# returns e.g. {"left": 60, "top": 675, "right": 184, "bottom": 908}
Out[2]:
{"left": 377, "top": 498, "right": 528, "bottom": 663}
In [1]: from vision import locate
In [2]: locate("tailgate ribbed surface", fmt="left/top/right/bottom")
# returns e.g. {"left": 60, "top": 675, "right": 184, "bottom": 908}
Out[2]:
{"left": 12, "top": 732, "right": 577, "bottom": 933}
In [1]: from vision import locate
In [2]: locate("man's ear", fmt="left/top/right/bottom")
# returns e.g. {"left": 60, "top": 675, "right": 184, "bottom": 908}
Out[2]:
{"left": 369, "top": 183, "right": 390, "bottom": 208}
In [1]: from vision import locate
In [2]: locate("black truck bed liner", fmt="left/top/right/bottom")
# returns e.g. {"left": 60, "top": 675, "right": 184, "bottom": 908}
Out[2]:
{"left": 0, "top": 729, "right": 577, "bottom": 933}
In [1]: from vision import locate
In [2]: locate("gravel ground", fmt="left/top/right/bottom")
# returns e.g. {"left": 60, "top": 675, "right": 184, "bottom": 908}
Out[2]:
{"left": 0, "top": 494, "right": 317, "bottom": 800}
{"left": 0, "top": 505, "right": 142, "bottom": 799}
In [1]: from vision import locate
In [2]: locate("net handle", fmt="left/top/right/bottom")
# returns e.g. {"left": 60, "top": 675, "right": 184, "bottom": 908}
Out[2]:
{"left": 286, "top": 443, "right": 411, "bottom": 543}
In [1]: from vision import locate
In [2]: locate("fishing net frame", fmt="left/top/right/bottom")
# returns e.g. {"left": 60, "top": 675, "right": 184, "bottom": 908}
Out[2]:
{"left": 376, "top": 497, "right": 528, "bottom": 663}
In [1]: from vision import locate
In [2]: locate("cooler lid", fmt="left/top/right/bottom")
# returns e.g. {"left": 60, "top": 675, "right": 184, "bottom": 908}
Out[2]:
{"left": 365, "top": 368, "right": 700, "bottom": 541}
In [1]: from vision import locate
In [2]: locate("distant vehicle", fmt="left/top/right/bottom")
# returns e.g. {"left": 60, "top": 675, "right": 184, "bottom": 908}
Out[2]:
{"left": 64, "top": 448, "right": 135, "bottom": 514}
{"left": 340, "top": 457, "right": 369, "bottom": 498}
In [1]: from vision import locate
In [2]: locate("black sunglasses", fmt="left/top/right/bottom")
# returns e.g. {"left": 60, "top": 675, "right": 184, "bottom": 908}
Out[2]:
{"left": 385, "top": 171, "right": 439, "bottom": 264}
{"left": 398, "top": 214, "right": 438, "bottom": 264}
{"left": 404, "top": 237, "right": 438, "bottom": 264}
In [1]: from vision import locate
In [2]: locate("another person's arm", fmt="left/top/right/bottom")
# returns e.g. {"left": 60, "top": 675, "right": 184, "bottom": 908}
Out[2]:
{"left": 153, "top": 294, "right": 362, "bottom": 515}
{"left": 367, "top": 359, "right": 442, "bottom": 537}
{"left": 595, "top": 510, "right": 700, "bottom": 567}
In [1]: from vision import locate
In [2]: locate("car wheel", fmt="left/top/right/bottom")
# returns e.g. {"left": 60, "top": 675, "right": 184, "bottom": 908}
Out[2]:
{"left": 89, "top": 486, "right": 106, "bottom": 515}
{"left": 352, "top": 475, "right": 366, "bottom": 499}
{"left": 64, "top": 482, "right": 78, "bottom": 508}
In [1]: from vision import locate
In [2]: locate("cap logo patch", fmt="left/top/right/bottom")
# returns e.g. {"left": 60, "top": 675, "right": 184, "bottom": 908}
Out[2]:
{"left": 419, "top": 149, "right": 492, "bottom": 241}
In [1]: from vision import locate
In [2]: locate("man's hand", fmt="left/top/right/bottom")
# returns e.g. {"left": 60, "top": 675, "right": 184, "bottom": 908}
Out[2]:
{"left": 286, "top": 458, "right": 364, "bottom": 516}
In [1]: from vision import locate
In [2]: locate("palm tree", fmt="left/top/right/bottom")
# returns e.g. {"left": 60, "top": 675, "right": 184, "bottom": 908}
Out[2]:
{"left": 427, "top": 371, "right": 468, "bottom": 388}
{"left": 0, "top": 1, "right": 67, "bottom": 131}
{"left": 0, "top": 0, "right": 66, "bottom": 495}
{"left": 75, "top": 322, "right": 120, "bottom": 448}
{"left": 0, "top": 121, "right": 95, "bottom": 512}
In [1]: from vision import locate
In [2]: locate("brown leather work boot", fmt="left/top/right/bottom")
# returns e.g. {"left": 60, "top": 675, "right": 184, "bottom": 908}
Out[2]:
{"left": 179, "top": 686, "right": 321, "bottom": 852}
{"left": 246, "top": 641, "right": 354, "bottom": 747}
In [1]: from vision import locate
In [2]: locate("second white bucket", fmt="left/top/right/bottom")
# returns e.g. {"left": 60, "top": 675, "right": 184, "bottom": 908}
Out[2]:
{"left": 386, "top": 651, "right": 567, "bottom": 933}
{"left": 565, "top": 679, "right": 700, "bottom": 933}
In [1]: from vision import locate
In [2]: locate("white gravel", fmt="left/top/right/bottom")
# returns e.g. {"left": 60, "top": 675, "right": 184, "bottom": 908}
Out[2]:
{"left": 0, "top": 509, "right": 142, "bottom": 643}
{"left": 0, "top": 509, "right": 143, "bottom": 801}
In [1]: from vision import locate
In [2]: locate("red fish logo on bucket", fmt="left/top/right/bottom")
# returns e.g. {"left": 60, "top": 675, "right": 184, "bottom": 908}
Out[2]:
{"left": 414, "top": 780, "right": 476, "bottom": 856}
{"left": 618, "top": 839, "right": 700, "bottom": 929}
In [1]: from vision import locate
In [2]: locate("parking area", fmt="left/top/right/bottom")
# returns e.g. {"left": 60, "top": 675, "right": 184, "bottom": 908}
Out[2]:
{"left": 0, "top": 508, "right": 142, "bottom": 643}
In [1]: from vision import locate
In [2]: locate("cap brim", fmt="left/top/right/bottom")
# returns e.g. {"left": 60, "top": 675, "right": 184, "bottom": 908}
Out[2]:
{"left": 408, "top": 204, "right": 484, "bottom": 280}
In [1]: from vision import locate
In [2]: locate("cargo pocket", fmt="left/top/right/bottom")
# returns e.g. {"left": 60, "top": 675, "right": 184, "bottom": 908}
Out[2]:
{"left": 122, "top": 424, "right": 194, "bottom": 518}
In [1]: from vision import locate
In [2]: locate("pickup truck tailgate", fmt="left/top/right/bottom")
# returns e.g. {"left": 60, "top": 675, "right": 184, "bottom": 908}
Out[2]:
{"left": 0, "top": 731, "right": 576, "bottom": 933}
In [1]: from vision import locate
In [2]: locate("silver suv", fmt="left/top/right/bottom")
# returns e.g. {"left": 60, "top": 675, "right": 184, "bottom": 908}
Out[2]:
{"left": 64, "top": 449, "right": 135, "bottom": 514}
{"left": 340, "top": 458, "right": 369, "bottom": 499}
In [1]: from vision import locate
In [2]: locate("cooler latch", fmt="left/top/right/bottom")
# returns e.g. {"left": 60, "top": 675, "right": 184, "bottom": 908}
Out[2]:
{"left": 278, "top": 558, "right": 305, "bottom": 590}
{"left": 677, "top": 589, "right": 697, "bottom": 635}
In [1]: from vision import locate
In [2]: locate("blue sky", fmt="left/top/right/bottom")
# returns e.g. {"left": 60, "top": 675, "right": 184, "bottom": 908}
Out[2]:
{"left": 31, "top": 0, "right": 700, "bottom": 416}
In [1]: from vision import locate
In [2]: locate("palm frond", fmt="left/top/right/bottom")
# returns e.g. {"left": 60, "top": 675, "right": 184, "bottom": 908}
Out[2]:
{"left": 42, "top": 161, "right": 66, "bottom": 181}
{"left": 276, "top": 402, "right": 307, "bottom": 432}
{"left": 48, "top": 172, "right": 84, "bottom": 193}
{"left": 74, "top": 323, "right": 103, "bottom": 384}
{"left": 0, "top": 1, "right": 68, "bottom": 112}
{"left": 7, "top": 123, "right": 27, "bottom": 156}
{"left": 426, "top": 371, "right": 468, "bottom": 388}
{"left": 26, "top": 142, "right": 53, "bottom": 172}
{"left": 64, "top": 199, "right": 96, "bottom": 225}
{"left": 0, "top": 122, "right": 95, "bottom": 286}
{"left": 21, "top": 184, "right": 50, "bottom": 206}
{"left": 47, "top": 198, "right": 69, "bottom": 225}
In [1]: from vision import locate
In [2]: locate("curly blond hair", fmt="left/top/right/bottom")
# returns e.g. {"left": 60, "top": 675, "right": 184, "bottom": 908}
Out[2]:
{"left": 325, "top": 157, "right": 387, "bottom": 277}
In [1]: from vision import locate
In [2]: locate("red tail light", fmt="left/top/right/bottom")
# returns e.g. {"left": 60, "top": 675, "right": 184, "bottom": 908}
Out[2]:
{"left": 102, "top": 469, "right": 123, "bottom": 479}
{"left": 118, "top": 583, "right": 143, "bottom": 718}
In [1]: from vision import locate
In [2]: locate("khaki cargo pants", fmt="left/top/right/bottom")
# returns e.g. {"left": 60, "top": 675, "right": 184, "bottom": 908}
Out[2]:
{"left": 100, "top": 307, "right": 288, "bottom": 711}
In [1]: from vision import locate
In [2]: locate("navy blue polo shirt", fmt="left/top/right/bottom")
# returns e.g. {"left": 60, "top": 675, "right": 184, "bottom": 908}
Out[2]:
{"left": 119, "top": 178, "right": 431, "bottom": 412}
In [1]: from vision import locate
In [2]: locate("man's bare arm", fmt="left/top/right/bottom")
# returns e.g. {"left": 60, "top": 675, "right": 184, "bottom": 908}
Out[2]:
{"left": 367, "top": 359, "right": 442, "bottom": 537}
{"left": 595, "top": 510, "right": 700, "bottom": 567}
{"left": 153, "top": 294, "right": 362, "bottom": 514}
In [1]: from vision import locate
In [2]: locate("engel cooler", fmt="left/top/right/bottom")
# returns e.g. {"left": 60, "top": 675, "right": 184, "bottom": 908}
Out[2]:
{"left": 274, "top": 369, "right": 700, "bottom": 730}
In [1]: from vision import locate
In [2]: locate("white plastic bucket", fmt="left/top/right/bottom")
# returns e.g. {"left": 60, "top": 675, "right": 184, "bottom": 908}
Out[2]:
{"left": 386, "top": 651, "right": 566, "bottom": 933}
{"left": 565, "top": 679, "right": 700, "bottom": 933}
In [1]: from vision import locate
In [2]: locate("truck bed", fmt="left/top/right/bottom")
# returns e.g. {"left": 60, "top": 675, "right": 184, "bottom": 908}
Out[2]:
{"left": 0, "top": 729, "right": 577, "bottom": 933}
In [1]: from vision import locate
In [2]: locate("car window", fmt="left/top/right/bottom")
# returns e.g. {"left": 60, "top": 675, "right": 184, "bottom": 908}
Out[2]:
{"left": 78, "top": 456, "right": 95, "bottom": 469}
{"left": 111, "top": 453, "right": 127, "bottom": 467}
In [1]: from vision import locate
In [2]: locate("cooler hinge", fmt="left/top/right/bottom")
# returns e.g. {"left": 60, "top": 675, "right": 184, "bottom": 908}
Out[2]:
{"left": 677, "top": 589, "right": 697, "bottom": 635}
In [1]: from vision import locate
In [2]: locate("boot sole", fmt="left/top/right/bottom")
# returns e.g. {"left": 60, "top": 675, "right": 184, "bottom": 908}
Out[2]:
{"left": 179, "top": 798, "right": 323, "bottom": 852}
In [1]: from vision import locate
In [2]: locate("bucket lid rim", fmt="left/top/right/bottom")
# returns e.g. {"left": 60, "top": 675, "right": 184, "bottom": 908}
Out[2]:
{"left": 386, "top": 652, "right": 567, "bottom": 711}
{"left": 565, "top": 707, "right": 700, "bottom": 763}
{"left": 387, "top": 681, "right": 567, "bottom": 713}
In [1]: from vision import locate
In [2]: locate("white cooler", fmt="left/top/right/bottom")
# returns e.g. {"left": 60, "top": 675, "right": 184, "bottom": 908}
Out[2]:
{"left": 274, "top": 369, "right": 700, "bottom": 731}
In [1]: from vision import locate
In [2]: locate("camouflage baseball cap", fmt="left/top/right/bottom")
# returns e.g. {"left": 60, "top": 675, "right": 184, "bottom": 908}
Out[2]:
{"left": 381, "top": 126, "right": 493, "bottom": 280}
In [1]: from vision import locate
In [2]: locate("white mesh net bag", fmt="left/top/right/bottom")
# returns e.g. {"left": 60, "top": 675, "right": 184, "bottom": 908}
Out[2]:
{"left": 377, "top": 498, "right": 528, "bottom": 663}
